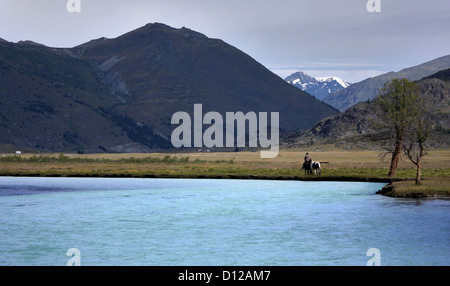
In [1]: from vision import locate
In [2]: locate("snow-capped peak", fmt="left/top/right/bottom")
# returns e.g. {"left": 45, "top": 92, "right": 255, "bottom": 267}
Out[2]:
{"left": 316, "top": 76, "right": 351, "bottom": 88}
{"left": 284, "top": 71, "right": 352, "bottom": 101}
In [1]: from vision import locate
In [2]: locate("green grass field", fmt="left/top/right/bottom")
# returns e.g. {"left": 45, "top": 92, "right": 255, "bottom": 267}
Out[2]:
{"left": 1, "top": 150, "right": 449, "bottom": 198}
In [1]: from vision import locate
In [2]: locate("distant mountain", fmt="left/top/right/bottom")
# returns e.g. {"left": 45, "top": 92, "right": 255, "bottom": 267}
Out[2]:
{"left": 284, "top": 69, "right": 450, "bottom": 149}
{"left": 0, "top": 23, "right": 339, "bottom": 153}
{"left": 324, "top": 55, "right": 450, "bottom": 111}
{"left": 285, "top": 71, "right": 351, "bottom": 101}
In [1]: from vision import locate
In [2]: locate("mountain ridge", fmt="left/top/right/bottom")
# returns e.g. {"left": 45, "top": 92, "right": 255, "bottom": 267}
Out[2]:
{"left": 72, "top": 23, "right": 339, "bottom": 132}
{"left": 324, "top": 55, "right": 450, "bottom": 111}
{"left": 284, "top": 68, "right": 450, "bottom": 149}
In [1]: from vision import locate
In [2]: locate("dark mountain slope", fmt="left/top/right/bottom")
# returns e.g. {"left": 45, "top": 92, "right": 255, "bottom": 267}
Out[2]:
{"left": 0, "top": 23, "right": 339, "bottom": 152}
{"left": 73, "top": 23, "right": 339, "bottom": 134}
{"left": 0, "top": 41, "right": 168, "bottom": 153}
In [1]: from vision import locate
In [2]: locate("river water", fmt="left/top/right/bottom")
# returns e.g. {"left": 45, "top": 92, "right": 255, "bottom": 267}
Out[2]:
{"left": 0, "top": 177, "right": 448, "bottom": 266}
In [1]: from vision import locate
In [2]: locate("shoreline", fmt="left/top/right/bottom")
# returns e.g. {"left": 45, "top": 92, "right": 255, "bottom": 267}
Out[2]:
{"left": 3, "top": 172, "right": 448, "bottom": 199}
{"left": 0, "top": 172, "right": 396, "bottom": 182}
{"left": 1, "top": 151, "right": 449, "bottom": 199}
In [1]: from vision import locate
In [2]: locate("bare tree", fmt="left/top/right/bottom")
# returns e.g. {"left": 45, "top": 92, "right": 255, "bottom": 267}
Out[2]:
{"left": 403, "top": 114, "right": 430, "bottom": 185}
{"left": 372, "top": 79, "right": 422, "bottom": 177}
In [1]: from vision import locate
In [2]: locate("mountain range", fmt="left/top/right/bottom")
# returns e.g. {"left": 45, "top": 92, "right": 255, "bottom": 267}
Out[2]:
{"left": 324, "top": 55, "right": 450, "bottom": 111}
{"left": 285, "top": 71, "right": 351, "bottom": 101}
{"left": 0, "top": 23, "right": 339, "bottom": 153}
{"left": 283, "top": 68, "right": 450, "bottom": 149}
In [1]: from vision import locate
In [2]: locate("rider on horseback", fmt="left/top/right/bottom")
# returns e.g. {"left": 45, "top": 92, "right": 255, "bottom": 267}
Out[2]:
{"left": 302, "top": 152, "right": 321, "bottom": 175}
{"left": 304, "top": 152, "right": 312, "bottom": 167}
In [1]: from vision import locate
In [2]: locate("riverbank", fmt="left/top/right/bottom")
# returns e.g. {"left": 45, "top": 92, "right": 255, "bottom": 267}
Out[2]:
{"left": 378, "top": 178, "right": 450, "bottom": 199}
{"left": 1, "top": 151, "right": 449, "bottom": 198}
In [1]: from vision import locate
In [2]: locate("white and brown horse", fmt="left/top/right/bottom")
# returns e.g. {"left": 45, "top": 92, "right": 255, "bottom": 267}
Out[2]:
{"left": 302, "top": 160, "right": 321, "bottom": 175}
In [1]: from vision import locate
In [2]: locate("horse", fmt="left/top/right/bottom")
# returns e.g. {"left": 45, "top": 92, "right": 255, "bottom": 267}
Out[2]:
{"left": 302, "top": 161, "right": 313, "bottom": 175}
{"left": 311, "top": 161, "right": 321, "bottom": 175}
{"left": 302, "top": 160, "right": 321, "bottom": 176}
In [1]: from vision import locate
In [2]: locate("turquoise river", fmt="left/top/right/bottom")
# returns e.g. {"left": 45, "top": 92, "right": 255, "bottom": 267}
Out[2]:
{"left": 0, "top": 177, "right": 448, "bottom": 266}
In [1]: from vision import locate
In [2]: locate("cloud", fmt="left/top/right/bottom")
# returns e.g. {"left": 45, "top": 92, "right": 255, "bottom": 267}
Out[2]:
{"left": 1, "top": 0, "right": 449, "bottom": 83}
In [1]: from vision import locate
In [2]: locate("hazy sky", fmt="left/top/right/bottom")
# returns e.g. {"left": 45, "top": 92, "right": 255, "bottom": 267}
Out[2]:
{"left": 1, "top": 0, "right": 449, "bottom": 82}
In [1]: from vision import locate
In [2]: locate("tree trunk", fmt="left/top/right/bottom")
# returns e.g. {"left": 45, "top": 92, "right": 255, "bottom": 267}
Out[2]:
{"left": 415, "top": 157, "right": 421, "bottom": 185}
{"left": 388, "top": 139, "right": 403, "bottom": 177}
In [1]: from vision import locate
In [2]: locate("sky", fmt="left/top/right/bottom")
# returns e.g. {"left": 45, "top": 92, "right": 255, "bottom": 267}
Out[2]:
{"left": 0, "top": 0, "right": 449, "bottom": 83}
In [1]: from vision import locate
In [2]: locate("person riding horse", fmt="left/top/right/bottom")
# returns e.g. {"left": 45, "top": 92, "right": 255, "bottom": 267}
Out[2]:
{"left": 304, "top": 152, "right": 312, "bottom": 167}
{"left": 304, "top": 152, "right": 311, "bottom": 163}
{"left": 302, "top": 152, "right": 322, "bottom": 175}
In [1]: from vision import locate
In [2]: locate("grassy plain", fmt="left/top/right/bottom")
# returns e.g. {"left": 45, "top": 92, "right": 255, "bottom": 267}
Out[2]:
{"left": 0, "top": 150, "right": 449, "bottom": 198}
